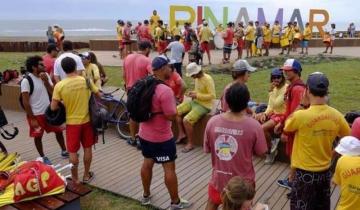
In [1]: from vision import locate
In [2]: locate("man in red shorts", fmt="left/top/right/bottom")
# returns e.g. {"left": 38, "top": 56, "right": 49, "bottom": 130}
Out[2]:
{"left": 199, "top": 21, "right": 213, "bottom": 65}
{"left": 51, "top": 57, "right": 101, "bottom": 184}
{"left": 21, "top": 56, "right": 68, "bottom": 165}
{"left": 204, "top": 83, "right": 267, "bottom": 210}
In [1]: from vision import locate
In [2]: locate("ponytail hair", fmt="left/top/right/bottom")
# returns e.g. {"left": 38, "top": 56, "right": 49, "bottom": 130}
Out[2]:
{"left": 221, "top": 177, "right": 255, "bottom": 210}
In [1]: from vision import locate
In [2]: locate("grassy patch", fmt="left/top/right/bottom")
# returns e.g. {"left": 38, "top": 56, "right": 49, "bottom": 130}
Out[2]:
{"left": 81, "top": 187, "right": 158, "bottom": 210}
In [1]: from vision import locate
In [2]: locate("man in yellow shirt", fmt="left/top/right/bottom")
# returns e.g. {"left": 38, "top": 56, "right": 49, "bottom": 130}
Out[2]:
{"left": 150, "top": 10, "right": 160, "bottom": 30}
{"left": 284, "top": 72, "right": 350, "bottom": 210}
{"left": 116, "top": 20, "right": 125, "bottom": 58}
{"left": 176, "top": 63, "right": 215, "bottom": 153}
{"left": 271, "top": 20, "right": 281, "bottom": 46}
{"left": 263, "top": 23, "right": 271, "bottom": 56}
{"left": 80, "top": 52, "right": 101, "bottom": 89}
{"left": 171, "top": 21, "right": 181, "bottom": 38}
{"left": 199, "top": 21, "right": 213, "bottom": 65}
{"left": 333, "top": 134, "right": 360, "bottom": 210}
{"left": 279, "top": 22, "right": 293, "bottom": 55}
{"left": 245, "top": 21, "right": 255, "bottom": 58}
{"left": 301, "top": 22, "right": 312, "bottom": 55}
{"left": 51, "top": 57, "right": 101, "bottom": 184}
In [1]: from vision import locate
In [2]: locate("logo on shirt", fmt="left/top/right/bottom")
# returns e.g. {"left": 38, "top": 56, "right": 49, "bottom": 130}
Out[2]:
{"left": 214, "top": 134, "right": 238, "bottom": 161}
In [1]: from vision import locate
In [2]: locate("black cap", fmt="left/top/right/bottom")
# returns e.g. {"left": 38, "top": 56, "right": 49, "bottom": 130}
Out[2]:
{"left": 307, "top": 72, "right": 329, "bottom": 92}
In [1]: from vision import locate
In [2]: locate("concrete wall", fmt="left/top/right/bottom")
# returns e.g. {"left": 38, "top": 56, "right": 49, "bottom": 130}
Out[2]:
{"left": 0, "top": 42, "right": 89, "bottom": 52}
{"left": 90, "top": 38, "right": 360, "bottom": 51}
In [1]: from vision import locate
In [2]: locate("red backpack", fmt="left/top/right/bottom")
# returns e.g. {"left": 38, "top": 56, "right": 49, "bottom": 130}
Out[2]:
{"left": 2, "top": 70, "right": 19, "bottom": 83}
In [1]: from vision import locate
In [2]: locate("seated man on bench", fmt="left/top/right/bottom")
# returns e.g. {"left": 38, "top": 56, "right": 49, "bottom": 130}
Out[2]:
{"left": 176, "top": 63, "right": 215, "bottom": 153}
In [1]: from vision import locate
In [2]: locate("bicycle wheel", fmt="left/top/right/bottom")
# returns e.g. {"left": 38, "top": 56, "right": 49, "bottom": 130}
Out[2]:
{"left": 116, "top": 110, "right": 130, "bottom": 139}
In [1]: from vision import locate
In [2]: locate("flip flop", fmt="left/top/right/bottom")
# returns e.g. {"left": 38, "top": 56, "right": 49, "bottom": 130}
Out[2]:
{"left": 175, "top": 137, "right": 187, "bottom": 144}
{"left": 82, "top": 171, "right": 95, "bottom": 184}
{"left": 181, "top": 147, "right": 194, "bottom": 153}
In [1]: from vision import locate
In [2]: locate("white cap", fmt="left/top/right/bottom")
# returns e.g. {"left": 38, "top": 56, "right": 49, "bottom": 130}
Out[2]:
{"left": 232, "top": 59, "right": 256, "bottom": 72}
{"left": 186, "top": 62, "right": 202, "bottom": 77}
{"left": 335, "top": 136, "right": 360, "bottom": 156}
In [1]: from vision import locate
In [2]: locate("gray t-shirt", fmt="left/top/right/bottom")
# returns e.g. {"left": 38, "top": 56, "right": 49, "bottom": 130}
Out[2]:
{"left": 166, "top": 41, "right": 185, "bottom": 63}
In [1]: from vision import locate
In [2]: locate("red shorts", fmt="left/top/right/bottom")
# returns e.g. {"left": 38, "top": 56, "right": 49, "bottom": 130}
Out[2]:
{"left": 269, "top": 114, "right": 286, "bottom": 124}
{"left": 183, "top": 42, "right": 192, "bottom": 52}
{"left": 118, "top": 40, "right": 124, "bottom": 49}
{"left": 208, "top": 184, "right": 222, "bottom": 206}
{"left": 66, "top": 122, "right": 97, "bottom": 153}
{"left": 157, "top": 40, "right": 168, "bottom": 53}
{"left": 200, "top": 42, "right": 210, "bottom": 54}
{"left": 27, "top": 115, "right": 64, "bottom": 138}
{"left": 237, "top": 39, "right": 245, "bottom": 49}
{"left": 263, "top": 41, "right": 271, "bottom": 48}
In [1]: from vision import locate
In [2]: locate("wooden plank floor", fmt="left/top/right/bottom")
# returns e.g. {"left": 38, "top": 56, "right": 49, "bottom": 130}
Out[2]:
{"left": 1, "top": 110, "right": 341, "bottom": 210}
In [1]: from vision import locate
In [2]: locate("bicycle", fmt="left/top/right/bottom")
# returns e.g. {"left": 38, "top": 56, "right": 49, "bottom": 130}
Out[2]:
{"left": 101, "top": 88, "right": 130, "bottom": 139}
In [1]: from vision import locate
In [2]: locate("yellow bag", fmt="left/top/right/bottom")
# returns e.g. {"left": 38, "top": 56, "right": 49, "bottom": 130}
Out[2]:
{"left": 294, "top": 32, "right": 302, "bottom": 40}
{"left": 280, "top": 38, "right": 289, "bottom": 47}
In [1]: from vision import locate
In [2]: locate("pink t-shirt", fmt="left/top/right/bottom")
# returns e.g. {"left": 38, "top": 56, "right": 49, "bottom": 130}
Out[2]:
{"left": 42, "top": 54, "right": 55, "bottom": 75}
{"left": 204, "top": 114, "right": 267, "bottom": 192}
{"left": 139, "top": 84, "right": 177, "bottom": 142}
{"left": 165, "top": 71, "right": 183, "bottom": 100}
{"left": 123, "top": 53, "right": 152, "bottom": 90}
{"left": 138, "top": 25, "right": 152, "bottom": 42}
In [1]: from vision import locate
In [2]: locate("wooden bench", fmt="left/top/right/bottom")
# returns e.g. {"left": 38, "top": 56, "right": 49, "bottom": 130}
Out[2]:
{"left": 0, "top": 179, "right": 92, "bottom": 210}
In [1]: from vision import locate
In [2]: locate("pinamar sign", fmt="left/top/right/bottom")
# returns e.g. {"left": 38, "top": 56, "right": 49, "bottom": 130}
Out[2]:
{"left": 170, "top": 5, "right": 330, "bottom": 35}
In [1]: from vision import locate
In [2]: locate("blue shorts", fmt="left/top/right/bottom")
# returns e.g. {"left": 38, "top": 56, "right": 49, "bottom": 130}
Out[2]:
{"left": 140, "top": 137, "right": 177, "bottom": 164}
{"left": 302, "top": 40, "right": 309, "bottom": 48}
{"left": 223, "top": 44, "right": 232, "bottom": 54}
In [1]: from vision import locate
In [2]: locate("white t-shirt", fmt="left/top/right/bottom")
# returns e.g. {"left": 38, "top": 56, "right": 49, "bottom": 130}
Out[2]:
{"left": 53, "top": 52, "right": 85, "bottom": 80}
{"left": 166, "top": 41, "right": 185, "bottom": 63}
{"left": 330, "top": 29, "right": 336, "bottom": 40}
{"left": 20, "top": 73, "right": 53, "bottom": 115}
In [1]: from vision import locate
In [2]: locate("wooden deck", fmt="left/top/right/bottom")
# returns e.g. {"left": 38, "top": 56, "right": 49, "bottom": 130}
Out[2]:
{"left": 1, "top": 110, "right": 341, "bottom": 210}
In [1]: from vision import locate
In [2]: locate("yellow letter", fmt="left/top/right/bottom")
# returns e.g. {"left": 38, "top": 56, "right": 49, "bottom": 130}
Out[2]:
{"left": 169, "top": 5, "right": 195, "bottom": 29}
{"left": 26, "top": 178, "right": 39, "bottom": 193}
{"left": 309, "top": 9, "right": 329, "bottom": 37}
{"left": 15, "top": 183, "right": 26, "bottom": 196}
{"left": 41, "top": 171, "right": 50, "bottom": 188}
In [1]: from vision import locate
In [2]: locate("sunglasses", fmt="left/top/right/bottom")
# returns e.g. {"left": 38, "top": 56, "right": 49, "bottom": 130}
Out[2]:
{"left": 271, "top": 76, "right": 282, "bottom": 80}
{"left": 38, "top": 63, "right": 45, "bottom": 67}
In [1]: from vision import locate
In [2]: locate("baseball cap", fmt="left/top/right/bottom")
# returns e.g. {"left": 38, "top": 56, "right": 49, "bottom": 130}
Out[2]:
{"left": 152, "top": 55, "right": 174, "bottom": 70}
{"left": 79, "top": 52, "right": 91, "bottom": 59}
{"left": 351, "top": 117, "right": 360, "bottom": 139}
{"left": 306, "top": 72, "right": 329, "bottom": 92}
{"left": 271, "top": 68, "right": 283, "bottom": 77}
{"left": 186, "top": 62, "right": 202, "bottom": 77}
{"left": 232, "top": 60, "right": 257, "bottom": 72}
{"left": 335, "top": 136, "right": 360, "bottom": 156}
{"left": 281, "top": 59, "right": 302, "bottom": 73}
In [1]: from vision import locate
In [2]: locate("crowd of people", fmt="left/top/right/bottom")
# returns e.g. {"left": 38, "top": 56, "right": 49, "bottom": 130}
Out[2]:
{"left": 116, "top": 10, "right": 342, "bottom": 66}
{"left": 21, "top": 15, "right": 359, "bottom": 209}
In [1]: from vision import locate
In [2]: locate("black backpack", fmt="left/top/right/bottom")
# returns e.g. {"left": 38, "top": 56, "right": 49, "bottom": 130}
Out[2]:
{"left": 126, "top": 76, "right": 163, "bottom": 123}
{"left": 19, "top": 74, "right": 34, "bottom": 109}
{"left": 86, "top": 79, "right": 108, "bottom": 144}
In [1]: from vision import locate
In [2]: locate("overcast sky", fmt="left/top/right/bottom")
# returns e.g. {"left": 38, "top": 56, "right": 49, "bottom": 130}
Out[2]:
{"left": 2, "top": 0, "right": 357, "bottom": 23}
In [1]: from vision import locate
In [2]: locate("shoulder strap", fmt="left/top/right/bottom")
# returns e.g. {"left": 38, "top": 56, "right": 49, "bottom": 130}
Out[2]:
{"left": 21, "top": 74, "right": 34, "bottom": 96}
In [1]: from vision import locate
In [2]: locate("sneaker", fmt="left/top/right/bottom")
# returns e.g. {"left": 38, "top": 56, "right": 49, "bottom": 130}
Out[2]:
{"left": 270, "top": 138, "right": 281, "bottom": 154}
{"left": 61, "top": 150, "right": 69, "bottom": 158}
{"left": 140, "top": 195, "right": 152, "bottom": 206}
{"left": 127, "top": 138, "right": 137, "bottom": 146}
{"left": 169, "top": 198, "right": 192, "bottom": 210}
{"left": 277, "top": 178, "right": 292, "bottom": 190}
{"left": 264, "top": 150, "right": 278, "bottom": 165}
{"left": 42, "top": 156, "right": 52, "bottom": 165}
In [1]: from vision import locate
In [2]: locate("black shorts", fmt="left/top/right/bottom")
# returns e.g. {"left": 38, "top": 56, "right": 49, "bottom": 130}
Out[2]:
{"left": 140, "top": 137, "right": 177, "bottom": 164}
{"left": 173, "top": 62, "right": 183, "bottom": 77}
{"left": 223, "top": 44, "right": 232, "bottom": 54}
{"left": 290, "top": 168, "right": 331, "bottom": 210}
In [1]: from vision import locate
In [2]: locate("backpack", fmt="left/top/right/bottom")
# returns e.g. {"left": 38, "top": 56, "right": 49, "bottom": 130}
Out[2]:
{"left": 2, "top": 70, "right": 19, "bottom": 83}
{"left": 284, "top": 80, "right": 306, "bottom": 102}
{"left": 86, "top": 79, "right": 108, "bottom": 144}
{"left": 18, "top": 74, "right": 34, "bottom": 110}
{"left": 126, "top": 75, "right": 163, "bottom": 123}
